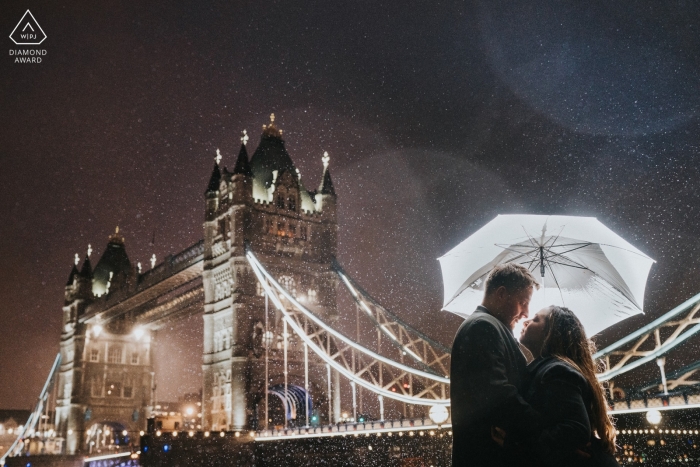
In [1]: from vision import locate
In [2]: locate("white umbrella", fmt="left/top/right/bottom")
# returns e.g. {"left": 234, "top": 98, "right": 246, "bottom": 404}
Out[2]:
{"left": 438, "top": 215, "right": 655, "bottom": 335}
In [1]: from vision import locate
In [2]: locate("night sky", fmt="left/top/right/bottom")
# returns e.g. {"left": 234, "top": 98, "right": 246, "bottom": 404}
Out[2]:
{"left": 2, "top": 1, "right": 700, "bottom": 409}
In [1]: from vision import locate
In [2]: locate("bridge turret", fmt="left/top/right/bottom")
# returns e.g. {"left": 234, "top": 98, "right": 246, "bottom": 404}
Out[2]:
{"left": 201, "top": 115, "right": 341, "bottom": 432}
{"left": 92, "top": 228, "right": 133, "bottom": 297}
{"left": 314, "top": 151, "right": 338, "bottom": 262}
{"left": 205, "top": 159, "right": 222, "bottom": 222}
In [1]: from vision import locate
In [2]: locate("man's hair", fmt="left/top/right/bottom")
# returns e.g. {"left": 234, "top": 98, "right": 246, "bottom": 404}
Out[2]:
{"left": 484, "top": 263, "right": 540, "bottom": 295}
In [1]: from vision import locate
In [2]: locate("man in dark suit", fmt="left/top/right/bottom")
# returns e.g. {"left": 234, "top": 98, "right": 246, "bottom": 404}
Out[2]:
{"left": 450, "top": 263, "right": 541, "bottom": 467}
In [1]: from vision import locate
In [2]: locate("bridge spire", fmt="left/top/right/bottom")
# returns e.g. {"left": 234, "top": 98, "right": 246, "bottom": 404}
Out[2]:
{"left": 233, "top": 134, "right": 252, "bottom": 176}
{"left": 79, "top": 253, "right": 93, "bottom": 279}
{"left": 66, "top": 262, "right": 79, "bottom": 286}
{"left": 318, "top": 151, "right": 335, "bottom": 196}
{"left": 205, "top": 155, "right": 222, "bottom": 194}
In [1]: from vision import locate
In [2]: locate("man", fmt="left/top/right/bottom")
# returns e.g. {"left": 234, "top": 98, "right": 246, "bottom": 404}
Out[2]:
{"left": 450, "top": 263, "right": 541, "bottom": 466}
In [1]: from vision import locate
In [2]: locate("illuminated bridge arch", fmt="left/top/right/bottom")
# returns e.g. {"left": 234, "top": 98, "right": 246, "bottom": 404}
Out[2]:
{"left": 246, "top": 249, "right": 451, "bottom": 407}
{"left": 267, "top": 384, "right": 313, "bottom": 423}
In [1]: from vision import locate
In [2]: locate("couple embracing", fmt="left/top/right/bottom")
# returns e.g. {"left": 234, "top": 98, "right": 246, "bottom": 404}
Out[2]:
{"left": 450, "top": 263, "right": 619, "bottom": 467}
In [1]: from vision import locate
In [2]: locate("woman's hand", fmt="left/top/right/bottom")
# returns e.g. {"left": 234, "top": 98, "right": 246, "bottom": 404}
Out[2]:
{"left": 491, "top": 426, "right": 507, "bottom": 446}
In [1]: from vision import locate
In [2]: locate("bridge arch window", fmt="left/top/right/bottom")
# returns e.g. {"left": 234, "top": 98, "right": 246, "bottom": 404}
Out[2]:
{"left": 90, "top": 378, "right": 101, "bottom": 397}
{"left": 123, "top": 379, "right": 133, "bottom": 398}
{"left": 107, "top": 345, "right": 123, "bottom": 364}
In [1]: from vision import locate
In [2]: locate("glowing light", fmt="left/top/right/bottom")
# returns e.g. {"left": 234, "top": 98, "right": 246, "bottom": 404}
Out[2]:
{"left": 646, "top": 409, "right": 662, "bottom": 425}
{"left": 215, "top": 149, "right": 222, "bottom": 165}
{"left": 429, "top": 405, "right": 449, "bottom": 425}
{"left": 188, "top": 431, "right": 194, "bottom": 437}
{"left": 235, "top": 431, "right": 240, "bottom": 437}
{"left": 139, "top": 431, "right": 144, "bottom": 436}
{"left": 87, "top": 244, "right": 93, "bottom": 257}
{"left": 172, "top": 431, "right": 178, "bottom": 437}
{"left": 122, "top": 430, "right": 128, "bottom": 436}
{"left": 150, "top": 254, "right": 156, "bottom": 269}
{"left": 156, "top": 430, "right": 161, "bottom": 436}
{"left": 220, "top": 431, "right": 225, "bottom": 437}
{"left": 74, "top": 254, "right": 79, "bottom": 266}
{"left": 322, "top": 151, "right": 330, "bottom": 169}
{"left": 204, "top": 431, "right": 210, "bottom": 437}
{"left": 241, "top": 129, "right": 249, "bottom": 146}
{"left": 133, "top": 327, "right": 145, "bottom": 340}
{"left": 92, "top": 324, "right": 103, "bottom": 337}
{"left": 185, "top": 406, "right": 195, "bottom": 416}
{"left": 66, "top": 429, "right": 71, "bottom": 435}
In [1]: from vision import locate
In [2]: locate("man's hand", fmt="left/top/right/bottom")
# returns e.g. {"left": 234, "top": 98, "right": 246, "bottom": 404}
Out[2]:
{"left": 491, "top": 426, "right": 507, "bottom": 447}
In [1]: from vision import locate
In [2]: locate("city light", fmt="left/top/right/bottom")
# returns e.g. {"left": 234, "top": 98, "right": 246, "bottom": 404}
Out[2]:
{"left": 646, "top": 409, "right": 662, "bottom": 425}
{"left": 429, "top": 405, "right": 449, "bottom": 425}
{"left": 133, "top": 327, "right": 145, "bottom": 340}
{"left": 92, "top": 324, "right": 103, "bottom": 337}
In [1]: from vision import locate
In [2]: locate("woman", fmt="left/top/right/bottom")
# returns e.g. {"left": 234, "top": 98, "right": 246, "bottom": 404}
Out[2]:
{"left": 516, "top": 305, "right": 619, "bottom": 466}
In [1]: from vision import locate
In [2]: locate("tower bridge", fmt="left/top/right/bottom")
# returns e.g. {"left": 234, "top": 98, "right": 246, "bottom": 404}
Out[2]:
{"left": 4, "top": 115, "right": 700, "bottom": 466}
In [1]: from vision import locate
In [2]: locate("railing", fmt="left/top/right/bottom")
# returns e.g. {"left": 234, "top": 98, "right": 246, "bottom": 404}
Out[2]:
{"left": 595, "top": 292, "right": 700, "bottom": 381}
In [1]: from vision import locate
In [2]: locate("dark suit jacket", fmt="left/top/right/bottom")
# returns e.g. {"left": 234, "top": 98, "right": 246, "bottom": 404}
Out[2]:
{"left": 450, "top": 307, "right": 540, "bottom": 467}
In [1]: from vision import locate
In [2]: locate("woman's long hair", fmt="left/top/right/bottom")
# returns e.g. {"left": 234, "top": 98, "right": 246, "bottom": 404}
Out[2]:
{"left": 540, "top": 306, "right": 616, "bottom": 453}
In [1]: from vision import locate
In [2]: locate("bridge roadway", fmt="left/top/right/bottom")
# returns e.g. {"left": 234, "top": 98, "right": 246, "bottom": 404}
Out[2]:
{"left": 79, "top": 241, "right": 204, "bottom": 329}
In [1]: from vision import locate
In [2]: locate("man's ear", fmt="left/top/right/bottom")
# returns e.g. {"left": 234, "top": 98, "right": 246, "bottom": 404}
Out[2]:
{"left": 495, "top": 285, "right": 509, "bottom": 301}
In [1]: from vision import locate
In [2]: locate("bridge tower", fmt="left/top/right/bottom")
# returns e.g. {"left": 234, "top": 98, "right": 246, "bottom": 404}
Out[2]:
{"left": 56, "top": 231, "right": 154, "bottom": 454}
{"left": 202, "top": 115, "right": 340, "bottom": 431}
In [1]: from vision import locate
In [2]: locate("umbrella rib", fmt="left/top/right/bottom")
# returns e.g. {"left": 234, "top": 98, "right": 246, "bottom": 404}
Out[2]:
{"left": 545, "top": 259, "right": 591, "bottom": 270}
{"left": 544, "top": 261, "right": 566, "bottom": 305}
{"left": 546, "top": 250, "right": 591, "bottom": 270}
{"left": 521, "top": 227, "right": 541, "bottom": 248}
{"left": 548, "top": 243, "right": 594, "bottom": 256}
{"left": 496, "top": 245, "right": 539, "bottom": 260}
{"left": 542, "top": 227, "right": 565, "bottom": 251}
{"left": 546, "top": 242, "right": 595, "bottom": 249}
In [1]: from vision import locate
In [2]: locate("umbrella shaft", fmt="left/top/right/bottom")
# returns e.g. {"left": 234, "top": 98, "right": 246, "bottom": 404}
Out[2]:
{"left": 540, "top": 247, "right": 545, "bottom": 277}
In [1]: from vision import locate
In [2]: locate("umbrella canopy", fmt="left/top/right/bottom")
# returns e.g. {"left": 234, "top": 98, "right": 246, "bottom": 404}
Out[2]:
{"left": 438, "top": 215, "right": 655, "bottom": 335}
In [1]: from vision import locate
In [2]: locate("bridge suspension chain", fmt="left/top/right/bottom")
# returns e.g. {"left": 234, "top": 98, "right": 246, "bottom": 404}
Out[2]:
{"left": 595, "top": 292, "right": 700, "bottom": 382}
{"left": 246, "top": 251, "right": 450, "bottom": 407}
{"left": 333, "top": 263, "right": 451, "bottom": 378}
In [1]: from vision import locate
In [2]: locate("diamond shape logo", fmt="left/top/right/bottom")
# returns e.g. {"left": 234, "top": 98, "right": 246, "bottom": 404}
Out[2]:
{"left": 9, "top": 10, "right": 47, "bottom": 45}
